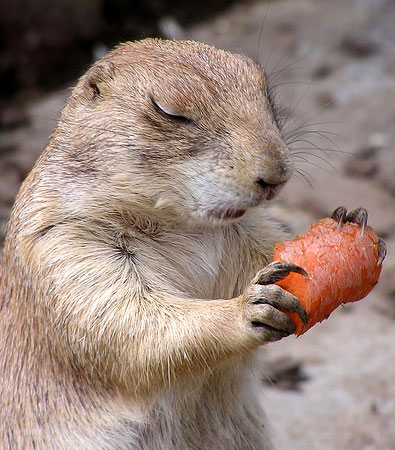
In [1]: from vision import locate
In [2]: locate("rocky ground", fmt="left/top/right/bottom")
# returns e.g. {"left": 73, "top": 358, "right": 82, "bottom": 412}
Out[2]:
{"left": 0, "top": 0, "right": 394, "bottom": 448}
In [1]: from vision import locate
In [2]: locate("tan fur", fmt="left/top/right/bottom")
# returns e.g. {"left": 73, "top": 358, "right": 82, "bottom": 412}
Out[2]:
{"left": 0, "top": 39, "right": 295, "bottom": 449}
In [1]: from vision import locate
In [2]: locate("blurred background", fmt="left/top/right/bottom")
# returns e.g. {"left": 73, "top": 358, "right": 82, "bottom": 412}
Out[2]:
{"left": 0, "top": 0, "right": 394, "bottom": 448}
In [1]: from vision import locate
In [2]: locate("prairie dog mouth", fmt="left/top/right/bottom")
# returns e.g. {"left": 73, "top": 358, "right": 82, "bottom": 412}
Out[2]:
{"left": 204, "top": 182, "right": 285, "bottom": 222}
{"left": 193, "top": 177, "right": 287, "bottom": 224}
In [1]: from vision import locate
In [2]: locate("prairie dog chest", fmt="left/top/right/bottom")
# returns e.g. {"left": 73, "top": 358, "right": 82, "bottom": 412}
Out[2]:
{"left": 133, "top": 229, "right": 227, "bottom": 299}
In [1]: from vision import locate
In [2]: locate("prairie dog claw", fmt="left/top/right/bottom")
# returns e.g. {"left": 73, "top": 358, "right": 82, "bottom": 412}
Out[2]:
{"left": 346, "top": 207, "right": 368, "bottom": 236}
{"left": 377, "top": 238, "right": 387, "bottom": 265}
{"left": 330, "top": 206, "right": 386, "bottom": 264}
{"left": 250, "top": 284, "right": 308, "bottom": 326}
{"left": 254, "top": 261, "right": 308, "bottom": 285}
{"left": 331, "top": 206, "right": 347, "bottom": 229}
{"left": 330, "top": 206, "right": 368, "bottom": 235}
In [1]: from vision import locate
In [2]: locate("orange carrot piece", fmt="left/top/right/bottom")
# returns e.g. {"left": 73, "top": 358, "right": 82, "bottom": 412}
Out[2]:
{"left": 273, "top": 217, "right": 383, "bottom": 335}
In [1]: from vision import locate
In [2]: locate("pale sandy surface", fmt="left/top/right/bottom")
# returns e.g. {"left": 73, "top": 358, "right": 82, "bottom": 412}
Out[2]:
{"left": 0, "top": 0, "right": 394, "bottom": 448}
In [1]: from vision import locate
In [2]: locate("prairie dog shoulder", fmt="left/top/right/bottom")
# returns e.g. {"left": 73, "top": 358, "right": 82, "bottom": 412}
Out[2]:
{"left": 0, "top": 39, "right": 294, "bottom": 449}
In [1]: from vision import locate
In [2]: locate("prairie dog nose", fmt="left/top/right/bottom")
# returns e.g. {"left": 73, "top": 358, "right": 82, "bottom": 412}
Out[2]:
{"left": 255, "top": 156, "right": 292, "bottom": 199}
{"left": 253, "top": 135, "right": 292, "bottom": 188}
{"left": 255, "top": 158, "right": 293, "bottom": 187}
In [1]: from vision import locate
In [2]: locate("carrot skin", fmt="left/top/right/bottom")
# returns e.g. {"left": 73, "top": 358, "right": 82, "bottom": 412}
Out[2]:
{"left": 273, "top": 217, "right": 383, "bottom": 335}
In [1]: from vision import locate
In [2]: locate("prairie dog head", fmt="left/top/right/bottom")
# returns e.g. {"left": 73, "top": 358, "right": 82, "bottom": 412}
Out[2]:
{"left": 48, "top": 39, "right": 291, "bottom": 229}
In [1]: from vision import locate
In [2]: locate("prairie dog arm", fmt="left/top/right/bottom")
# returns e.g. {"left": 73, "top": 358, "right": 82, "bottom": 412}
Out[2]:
{"left": 23, "top": 225, "right": 302, "bottom": 397}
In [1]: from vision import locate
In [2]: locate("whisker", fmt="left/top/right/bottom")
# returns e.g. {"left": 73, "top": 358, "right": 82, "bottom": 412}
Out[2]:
{"left": 269, "top": 80, "right": 319, "bottom": 90}
{"left": 291, "top": 154, "right": 336, "bottom": 173}
{"left": 294, "top": 168, "right": 315, "bottom": 188}
{"left": 256, "top": 1, "right": 271, "bottom": 65}
{"left": 285, "top": 127, "right": 339, "bottom": 139}
{"left": 267, "top": 59, "right": 303, "bottom": 80}
{"left": 289, "top": 138, "right": 340, "bottom": 164}
{"left": 281, "top": 97, "right": 338, "bottom": 139}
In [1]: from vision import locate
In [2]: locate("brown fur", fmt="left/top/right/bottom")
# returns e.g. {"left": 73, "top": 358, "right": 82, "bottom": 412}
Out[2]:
{"left": 0, "top": 39, "right": 296, "bottom": 449}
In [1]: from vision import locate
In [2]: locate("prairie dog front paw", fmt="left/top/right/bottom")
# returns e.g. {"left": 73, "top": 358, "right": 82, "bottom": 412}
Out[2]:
{"left": 240, "top": 262, "right": 307, "bottom": 343}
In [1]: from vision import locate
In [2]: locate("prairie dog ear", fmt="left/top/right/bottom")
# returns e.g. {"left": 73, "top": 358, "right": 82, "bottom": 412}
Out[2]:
{"left": 80, "top": 60, "right": 116, "bottom": 101}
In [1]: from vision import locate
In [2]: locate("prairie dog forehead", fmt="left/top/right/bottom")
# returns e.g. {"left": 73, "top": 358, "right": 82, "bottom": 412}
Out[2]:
{"left": 150, "top": 39, "right": 266, "bottom": 90}
{"left": 110, "top": 39, "right": 268, "bottom": 111}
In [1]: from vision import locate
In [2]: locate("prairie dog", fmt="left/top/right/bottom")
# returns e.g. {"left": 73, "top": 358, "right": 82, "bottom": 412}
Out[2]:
{"left": 0, "top": 39, "right": 308, "bottom": 449}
